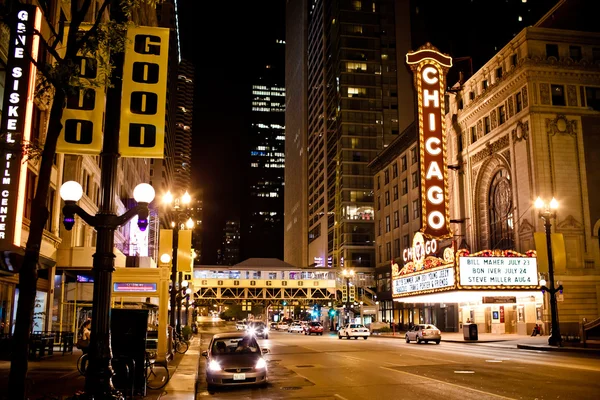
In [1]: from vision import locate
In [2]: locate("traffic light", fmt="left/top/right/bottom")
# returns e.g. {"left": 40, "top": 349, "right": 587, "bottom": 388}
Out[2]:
{"left": 283, "top": 301, "right": 287, "bottom": 306}
{"left": 349, "top": 285, "right": 356, "bottom": 303}
{"left": 341, "top": 285, "right": 348, "bottom": 302}
{"left": 329, "top": 308, "right": 336, "bottom": 317}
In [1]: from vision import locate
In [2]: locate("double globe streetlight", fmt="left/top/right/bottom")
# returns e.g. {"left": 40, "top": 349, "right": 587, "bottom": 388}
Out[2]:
{"left": 60, "top": 180, "right": 155, "bottom": 396}
{"left": 161, "top": 190, "right": 194, "bottom": 335}
{"left": 534, "top": 196, "right": 563, "bottom": 347}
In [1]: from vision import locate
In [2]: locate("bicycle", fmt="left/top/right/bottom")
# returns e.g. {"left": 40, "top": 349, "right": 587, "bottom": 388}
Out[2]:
{"left": 77, "top": 352, "right": 89, "bottom": 375}
{"left": 145, "top": 351, "right": 170, "bottom": 390}
{"left": 172, "top": 331, "right": 189, "bottom": 354}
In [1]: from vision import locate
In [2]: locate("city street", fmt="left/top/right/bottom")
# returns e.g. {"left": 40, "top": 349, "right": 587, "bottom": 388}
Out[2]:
{"left": 196, "top": 327, "right": 600, "bottom": 400}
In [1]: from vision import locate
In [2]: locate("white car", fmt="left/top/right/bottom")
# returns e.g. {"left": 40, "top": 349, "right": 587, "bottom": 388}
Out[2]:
{"left": 276, "top": 322, "right": 289, "bottom": 331}
{"left": 338, "top": 323, "right": 370, "bottom": 340}
{"left": 288, "top": 322, "right": 304, "bottom": 333}
{"left": 235, "top": 321, "right": 247, "bottom": 331}
{"left": 405, "top": 324, "right": 441, "bottom": 344}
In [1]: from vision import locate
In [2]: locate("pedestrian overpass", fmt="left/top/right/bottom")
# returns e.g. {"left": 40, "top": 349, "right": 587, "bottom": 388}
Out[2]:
{"left": 191, "top": 258, "right": 338, "bottom": 306}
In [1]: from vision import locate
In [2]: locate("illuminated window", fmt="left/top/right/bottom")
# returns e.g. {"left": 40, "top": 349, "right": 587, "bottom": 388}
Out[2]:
{"left": 352, "top": 0, "right": 361, "bottom": 11}
{"left": 348, "top": 87, "right": 366, "bottom": 97}
{"left": 347, "top": 62, "right": 367, "bottom": 72}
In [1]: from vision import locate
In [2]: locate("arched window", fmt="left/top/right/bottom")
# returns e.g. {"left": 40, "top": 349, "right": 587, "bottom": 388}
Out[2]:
{"left": 488, "top": 169, "right": 514, "bottom": 250}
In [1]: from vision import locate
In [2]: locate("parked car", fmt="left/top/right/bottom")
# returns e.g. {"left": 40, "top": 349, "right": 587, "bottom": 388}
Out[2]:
{"left": 235, "top": 321, "right": 247, "bottom": 331}
{"left": 338, "top": 323, "right": 370, "bottom": 340}
{"left": 202, "top": 333, "right": 269, "bottom": 390}
{"left": 304, "top": 322, "right": 324, "bottom": 336}
{"left": 276, "top": 321, "right": 289, "bottom": 331}
{"left": 247, "top": 321, "right": 269, "bottom": 339}
{"left": 288, "top": 322, "right": 304, "bottom": 333}
{"left": 270, "top": 322, "right": 278, "bottom": 330}
{"left": 405, "top": 324, "right": 441, "bottom": 344}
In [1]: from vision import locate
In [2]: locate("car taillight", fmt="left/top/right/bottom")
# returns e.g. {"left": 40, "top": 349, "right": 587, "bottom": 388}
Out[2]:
{"left": 422, "top": 331, "right": 427, "bottom": 336}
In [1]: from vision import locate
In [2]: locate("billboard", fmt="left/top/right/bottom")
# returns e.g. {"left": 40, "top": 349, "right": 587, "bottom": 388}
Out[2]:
{"left": 406, "top": 44, "right": 453, "bottom": 239}
{"left": 0, "top": 4, "right": 41, "bottom": 251}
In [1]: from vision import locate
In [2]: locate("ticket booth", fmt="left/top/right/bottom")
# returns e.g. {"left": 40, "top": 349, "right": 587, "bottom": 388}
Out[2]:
{"left": 112, "top": 266, "right": 171, "bottom": 361}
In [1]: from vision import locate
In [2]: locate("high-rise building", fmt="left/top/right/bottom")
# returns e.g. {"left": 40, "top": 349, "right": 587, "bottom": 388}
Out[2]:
{"left": 174, "top": 59, "right": 195, "bottom": 193}
{"left": 241, "top": 61, "right": 286, "bottom": 260}
{"left": 189, "top": 195, "right": 204, "bottom": 264}
{"left": 285, "top": 0, "right": 415, "bottom": 273}
{"left": 222, "top": 220, "right": 241, "bottom": 266}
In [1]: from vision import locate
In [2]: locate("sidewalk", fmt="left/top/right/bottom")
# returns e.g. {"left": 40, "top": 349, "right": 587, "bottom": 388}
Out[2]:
{"left": 0, "top": 336, "right": 201, "bottom": 400}
{"left": 376, "top": 331, "right": 600, "bottom": 354}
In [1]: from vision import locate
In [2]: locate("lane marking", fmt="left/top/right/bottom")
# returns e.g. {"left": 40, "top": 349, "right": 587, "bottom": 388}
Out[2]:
{"left": 486, "top": 360, "right": 503, "bottom": 363}
{"left": 334, "top": 394, "right": 350, "bottom": 400}
{"left": 380, "top": 366, "right": 517, "bottom": 400}
{"left": 454, "top": 370, "right": 475, "bottom": 373}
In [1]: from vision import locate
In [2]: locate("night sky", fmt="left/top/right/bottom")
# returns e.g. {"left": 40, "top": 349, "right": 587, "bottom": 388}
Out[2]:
{"left": 177, "top": 0, "right": 285, "bottom": 264}
{"left": 176, "top": 0, "right": 557, "bottom": 264}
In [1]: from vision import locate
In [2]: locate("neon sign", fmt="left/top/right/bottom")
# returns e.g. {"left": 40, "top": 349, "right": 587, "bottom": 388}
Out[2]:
{"left": 0, "top": 4, "right": 41, "bottom": 250}
{"left": 406, "top": 43, "right": 452, "bottom": 239}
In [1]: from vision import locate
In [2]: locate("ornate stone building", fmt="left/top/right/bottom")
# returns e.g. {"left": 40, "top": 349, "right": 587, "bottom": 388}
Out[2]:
{"left": 446, "top": 15, "right": 600, "bottom": 335}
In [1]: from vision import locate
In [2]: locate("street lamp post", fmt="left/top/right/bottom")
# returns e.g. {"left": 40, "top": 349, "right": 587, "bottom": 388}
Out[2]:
{"left": 342, "top": 269, "right": 355, "bottom": 325}
{"left": 60, "top": 181, "right": 155, "bottom": 397}
{"left": 535, "top": 196, "right": 563, "bottom": 347}
{"left": 162, "top": 191, "right": 193, "bottom": 335}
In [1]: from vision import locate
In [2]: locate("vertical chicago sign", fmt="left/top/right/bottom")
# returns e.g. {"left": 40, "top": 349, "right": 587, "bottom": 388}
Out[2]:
{"left": 0, "top": 4, "right": 41, "bottom": 250}
{"left": 406, "top": 43, "right": 453, "bottom": 239}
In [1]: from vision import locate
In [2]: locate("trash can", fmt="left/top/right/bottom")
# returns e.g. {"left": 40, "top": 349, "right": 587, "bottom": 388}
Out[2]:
{"left": 463, "top": 323, "right": 478, "bottom": 340}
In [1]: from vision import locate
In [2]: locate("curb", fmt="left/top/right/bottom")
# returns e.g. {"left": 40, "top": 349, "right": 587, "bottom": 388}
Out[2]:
{"left": 516, "top": 343, "right": 600, "bottom": 355}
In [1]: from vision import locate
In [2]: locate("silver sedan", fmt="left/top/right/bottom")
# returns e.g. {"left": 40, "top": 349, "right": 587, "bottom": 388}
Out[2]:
{"left": 405, "top": 324, "right": 442, "bottom": 344}
{"left": 202, "top": 333, "right": 269, "bottom": 390}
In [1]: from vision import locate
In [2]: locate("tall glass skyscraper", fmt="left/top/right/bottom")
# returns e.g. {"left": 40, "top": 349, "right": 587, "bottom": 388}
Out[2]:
{"left": 242, "top": 61, "right": 286, "bottom": 260}
{"left": 286, "top": 0, "right": 414, "bottom": 271}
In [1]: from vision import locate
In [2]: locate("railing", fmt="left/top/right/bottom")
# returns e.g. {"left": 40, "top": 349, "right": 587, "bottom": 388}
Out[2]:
{"left": 581, "top": 317, "right": 600, "bottom": 347}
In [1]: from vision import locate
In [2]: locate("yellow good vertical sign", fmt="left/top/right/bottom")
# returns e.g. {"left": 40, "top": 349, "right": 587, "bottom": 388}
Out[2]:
{"left": 56, "top": 25, "right": 106, "bottom": 155}
{"left": 158, "top": 229, "right": 173, "bottom": 264}
{"left": 177, "top": 230, "right": 193, "bottom": 272}
{"left": 120, "top": 26, "right": 169, "bottom": 158}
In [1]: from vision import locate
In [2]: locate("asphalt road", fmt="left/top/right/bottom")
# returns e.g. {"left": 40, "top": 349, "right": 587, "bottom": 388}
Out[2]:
{"left": 195, "top": 328, "right": 600, "bottom": 400}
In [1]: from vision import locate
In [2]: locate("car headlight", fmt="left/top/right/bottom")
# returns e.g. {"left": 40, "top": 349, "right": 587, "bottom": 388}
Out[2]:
{"left": 255, "top": 358, "right": 267, "bottom": 369}
{"left": 208, "top": 359, "right": 222, "bottom": 372}
{"left": 248, "top": 328, "right": 256, "bottom": 335}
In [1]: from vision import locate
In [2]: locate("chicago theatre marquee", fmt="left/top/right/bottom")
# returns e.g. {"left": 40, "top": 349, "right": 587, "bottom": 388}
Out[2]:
{"left": 371, "top": 44, "right": 543, "bottom": 335}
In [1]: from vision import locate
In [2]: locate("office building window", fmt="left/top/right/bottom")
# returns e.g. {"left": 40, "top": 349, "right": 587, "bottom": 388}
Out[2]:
{"left": 392, "top": 162, "right": 398, "bottom": 178}
{"left": 546, "top": 44, "right": 559, "bottom": 59}
{"left": 458, "top": 132, "right": 463, "bottom": 152}
{"left": 402, "top": 206, "right": 408, "bottom": 224}
{"left": 24, "top": 170, "right": 37, "bottom": 219}
{"left": 393, "top": 211, "right": 399, "bottom": 228}
{"left": 384, "top": 169, "right": 390, "bottom": 184}
{"left": 585, "top": 87, "right": 600, "bottom": 111}
{"left": 393, "top": 185, "right": 398, "bottom": 201}
{"left": 401, "top": 156, "right": 407, "bottom": 171}
{"left": 482, "top": 80, "right": 488, "bottom": 90}
{"left": 569, "top": 46, "right": 582, "bottom": 62}
{"left": 412, "top": 200, "right": 420, "bottom": 219}
{"left": 378, "top": 220, "right": 382, "bottom": 236}
{"left": 498, "top": 105, "right": 506, "bottom": 125}
{"left": 551, "top": 85, "right": 566, "bottom": 106}
{"left": 378, "top": 245, "right": 382, "bottom": 263}
{"left": 402, "top": 179, "right": 408, "bottom": 195}
{"left": 411, "top": 172, "right": 419, "bottom": 188}
{"left": 511, "top": 54, "right": 518, "bottom": 67}
{"left": 403, "top": 234, "right": 409, "bottom": 249}
{"left": 386, "top": 242, "right": 392, "bottom": 261}
{"left": 471, "top": 126, "right": 477, "bottom": 144}
{"left": 385, "top": 191, "right": 390, "bottom": 206}
{"left": 377, "top": 196, "right": 381, "bottom": 210}
{"left": 496, "top": 67, "right": 502, "bottom": 80}
{"left": 516, "top": 92, "right": 523, "bottom": 112}
{"left": 469, "top": 91, "right": 475, "bottom": 101}
{"left": 410, "top": 147, "right": 418, "bottom": 164}
{"left": 484, "top": 116, "right": 491, "bottom": 134}
{"left": 385, "top": 216, "right": 390, "bottom": 233}
{"left": 394, "top": 239, "right": 400, "bottom": 258}
{"left": 377, "top": 175, "right": 380, "bottom": 190}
